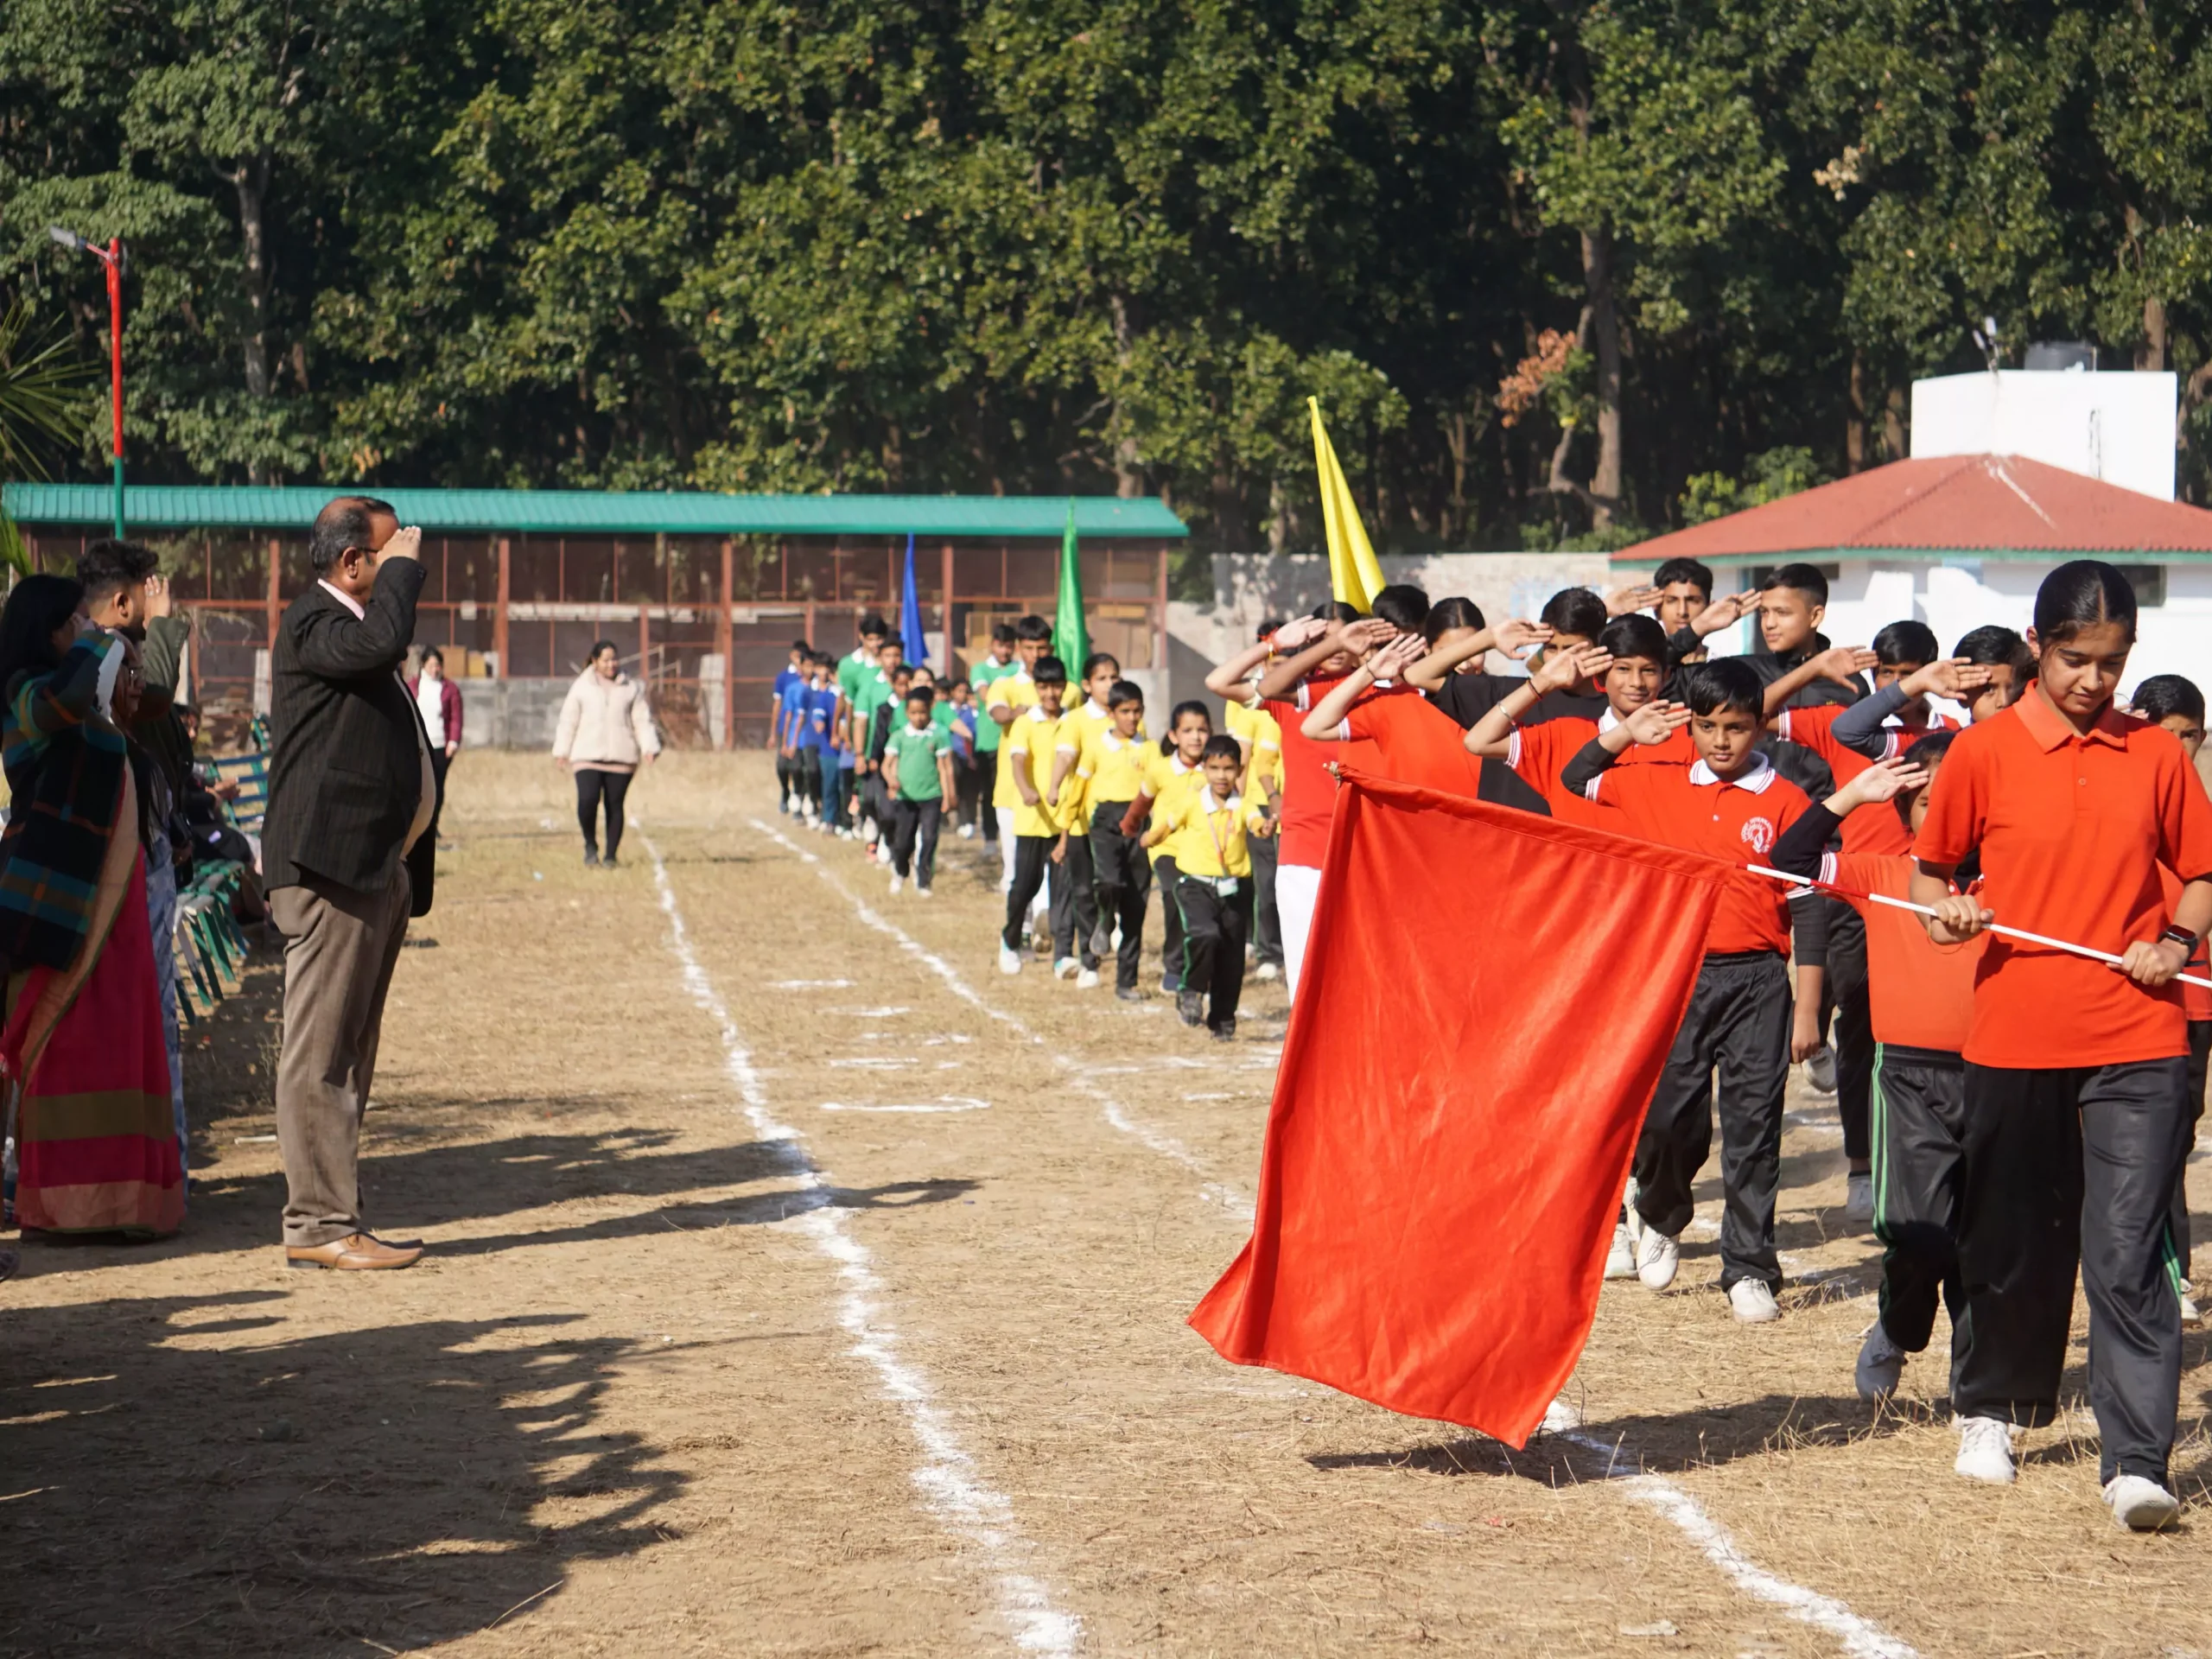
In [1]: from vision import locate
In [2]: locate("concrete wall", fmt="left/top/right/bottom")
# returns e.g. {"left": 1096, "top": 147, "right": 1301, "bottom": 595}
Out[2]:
{"left": 456, "top": 678, "right": 576, "bottom": 752}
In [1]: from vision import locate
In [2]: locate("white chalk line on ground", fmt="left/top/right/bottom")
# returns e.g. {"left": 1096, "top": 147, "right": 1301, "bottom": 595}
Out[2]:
{"left": 743, "top": 817, "right": 1916, "bottom": 1659}
{"left": 750, "top": 819, "right": 1251, "bottom": 1217}
{"left": 641, "top": 832, "right": 1079, "bottom": 1656}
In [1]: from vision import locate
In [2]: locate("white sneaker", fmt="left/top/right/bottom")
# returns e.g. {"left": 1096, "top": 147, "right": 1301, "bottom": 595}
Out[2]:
{"left": 957, "top": 823, "right": 975, "bottom": 839}
{"left": 2103, "top": 1473, "right": 2181, "bottom": 1531}
{"left": 915, "top": 884, "right": 932, "bottom": 899}
{"left": 888, "top": 873, "right": 903, "bottom": 895}
{"left": 1255, "top": 962, "right": 1281, "bottom": 982}
{"left": 1605, "top": 1223, "right": 1636, "bottom": 1280}
{"left": 1728, "top": 1279, "right": 1781, "bottom": 1324}
{"left": 1846, "top": 1171, "right": 1874, "bottom": 1224}
{"left": 1636, "top": 1228, "right": 1678, "bottom": 1291}
{"left": 1855, "top": 1324, "right": 1905, "bottom": 1400}
{"left": 1053, "top": 957, "right": 1078, "bottom": 981}
{"left": 1076, "top": 968, "right": 1100, "bottom": 989}
{"left": 997, "top": 946, "right": 1022, "bottom": 976}
{"left": 1954, "top": 1414, "right": 2018, "bottom": 1484}
{"left": 2182, "top": 1290, "right": 2202, "bottom": 1325}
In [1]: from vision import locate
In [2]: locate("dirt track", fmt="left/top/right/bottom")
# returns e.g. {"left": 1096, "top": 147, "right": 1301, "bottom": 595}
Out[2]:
{"left": 7, "top": 752, "right": 2212, "bottom": 1657}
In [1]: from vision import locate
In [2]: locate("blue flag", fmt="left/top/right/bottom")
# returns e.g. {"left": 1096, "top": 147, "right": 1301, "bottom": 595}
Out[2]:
{"left": 899, "top": 532, "right": 930, "bottom": 669}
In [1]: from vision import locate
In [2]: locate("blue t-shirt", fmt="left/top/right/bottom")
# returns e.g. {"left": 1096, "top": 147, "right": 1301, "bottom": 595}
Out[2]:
{"left": 804, "top": 684, "right": 837, "bottom": 752}
{"left": 777, "top": 680, "right": 811, "bottom": 747}
{"left": 772, "top": 664, "right": 804, "bottom": 705}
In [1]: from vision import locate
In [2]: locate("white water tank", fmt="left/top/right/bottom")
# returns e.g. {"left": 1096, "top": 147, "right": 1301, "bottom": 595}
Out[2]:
{"left": 1910, "top": 368, "right": 2177, "bottom": 500}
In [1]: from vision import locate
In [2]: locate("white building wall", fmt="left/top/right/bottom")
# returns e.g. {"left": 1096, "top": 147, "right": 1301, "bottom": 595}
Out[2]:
{"left": 1911, "top": 371, "right": 2178, "bottom": 500}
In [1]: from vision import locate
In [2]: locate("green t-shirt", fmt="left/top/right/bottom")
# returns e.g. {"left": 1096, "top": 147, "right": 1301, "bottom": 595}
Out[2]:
{"left": 885, "top": 721, "right": 950, "bottom": 800}
{"left": 969, "top": 656, "right": 1019, "bottom": 753}
{"left": 931, "top": 699, "right": 959, "bottom": 741}
{"left": 851, "top": 668, "right": 896, "bottom": 739}
{"left": 837, "top": 646, "right": 874, "bottom": 704}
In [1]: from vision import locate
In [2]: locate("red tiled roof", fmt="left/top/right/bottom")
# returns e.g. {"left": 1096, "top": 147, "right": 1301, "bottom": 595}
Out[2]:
{"left": 1615, "top": 454, "right": 2212, "bottom": 563}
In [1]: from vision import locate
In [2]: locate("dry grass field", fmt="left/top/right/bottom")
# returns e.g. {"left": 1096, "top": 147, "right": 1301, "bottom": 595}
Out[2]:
{"left": 7, "top": 750, "right": 2212, "bottom": 1657}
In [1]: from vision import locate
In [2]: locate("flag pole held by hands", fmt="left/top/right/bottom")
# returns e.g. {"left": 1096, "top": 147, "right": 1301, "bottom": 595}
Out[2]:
{"left": 1750, "top": 864, "right": 2212, "bottom": 992}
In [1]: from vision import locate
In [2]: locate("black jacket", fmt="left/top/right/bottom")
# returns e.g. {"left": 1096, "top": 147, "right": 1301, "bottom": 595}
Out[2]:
{"left": 262, "top": 559, "right": 435, "bottom": 912}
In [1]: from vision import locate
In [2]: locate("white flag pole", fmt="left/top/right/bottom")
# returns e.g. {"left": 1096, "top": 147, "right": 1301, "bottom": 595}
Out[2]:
{"left": 1748, "top": 863, "right": 2212, "bottom": 994}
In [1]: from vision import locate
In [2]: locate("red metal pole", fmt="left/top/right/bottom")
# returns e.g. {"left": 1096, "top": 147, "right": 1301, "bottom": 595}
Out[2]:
{"left": 105, "top": 240, "right": 124, "bottom": 539}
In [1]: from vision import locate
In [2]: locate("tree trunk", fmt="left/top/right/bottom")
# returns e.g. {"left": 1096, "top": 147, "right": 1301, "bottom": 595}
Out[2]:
{"left": 1846, "top": 349, "right": 1867, "bottom": 474}
{"left": 1584, "top": 227, "right": 1622, "bottom": 524}
{"left": 1108, "top": 294, "right": 1142, "bottom": 498}
{"left": 2139, "top": 294, "right": 2169, "bottom": 373}
{"left": 1884, "top": 384, "right": 1908, "bottom": 462}
{"left": 234, "top": 153, "right": 274, "bottom": 402}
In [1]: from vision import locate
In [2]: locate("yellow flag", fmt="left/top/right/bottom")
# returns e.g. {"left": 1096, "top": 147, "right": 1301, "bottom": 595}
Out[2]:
{"left": 1309, "top": 397, "right": 1386, "bottom": 612}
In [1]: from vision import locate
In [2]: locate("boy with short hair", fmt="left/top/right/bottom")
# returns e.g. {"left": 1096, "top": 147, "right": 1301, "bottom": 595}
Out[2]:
{"left": 1144, "top": 733, "right": 1273, "bottom": 1039}
{"left": 999, "top": 656, "right": 1070, "bottom": 975}
{"left": 989, "top": 617, "right": 1053, "bottom": 932}
{"left": 1751, "top": 563, "right": 1866, "bottom": 711}
{"left": 1560, "top": 658, "right": 1815, "bottom": 1325}
{"left": 945, "top": 679, "right": 984, "bottom": 836}
{"left": 883, "top": 685, "right": 956, "bottom": 896}
{"left": 1077, "top": 680, "right": 1154, "bottom": 1000}
{"left": 776, "top": 655, "right": 814, "bottom": 817}
{"left": 854, "top": 639, "right": 906, "bottom": 852}
{"left": 969, "top": 622, "right": 1020, "bottom": 848}
{"left": 834, "top": 617, "right": 887, "bottom": 833}
{"left": 1046, "top": 651, "right": 1126, "bottom": 981}
{"left": 1651, "top": 557, "right": 1714, "bottom": 641}
{"left": 1770, "top": 736, "right": 1973, "bottom": 1401}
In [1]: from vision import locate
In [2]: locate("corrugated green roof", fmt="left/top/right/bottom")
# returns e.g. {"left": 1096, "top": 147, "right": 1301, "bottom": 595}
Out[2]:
{"left": 0, "top": 482, "right": 1187, "bottom": 539}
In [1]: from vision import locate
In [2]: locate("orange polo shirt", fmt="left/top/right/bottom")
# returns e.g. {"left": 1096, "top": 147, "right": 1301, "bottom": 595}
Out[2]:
{"left": 1914, "top": 687, "right": 2212, "bottom": 1068}
{"left": 1825, "top": 851, "right": 1986, "bottom": 1052}
{"left": 1341, "top": 690, "right": 1488, "bottom": 796}
{"left": 1507, "top": 710, "right": 1689, "bottom": 825}
{"left": 1776, "top": 704, "right": 1961, "bottom": 857}
{"left": 1587, "top": 754, "right": 1810, "bottom": 956}
{"left": 2158, "top": 865, "right": 2212, "bottom": 1023}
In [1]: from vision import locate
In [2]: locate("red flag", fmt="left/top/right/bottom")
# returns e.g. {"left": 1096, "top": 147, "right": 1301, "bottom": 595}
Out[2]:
{"left": 1189, "top": 766, "right": 1725, "bottom": 1446}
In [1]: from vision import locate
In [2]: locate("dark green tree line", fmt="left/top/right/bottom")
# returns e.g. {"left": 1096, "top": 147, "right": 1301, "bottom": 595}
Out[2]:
{"left": 7, "top": 0, "right": 2212, "bottom": 548}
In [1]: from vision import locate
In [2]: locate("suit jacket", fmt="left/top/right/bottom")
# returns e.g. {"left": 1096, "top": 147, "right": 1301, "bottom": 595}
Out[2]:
{"left": 262, "top": 559, "right": 435, "bottom": 912}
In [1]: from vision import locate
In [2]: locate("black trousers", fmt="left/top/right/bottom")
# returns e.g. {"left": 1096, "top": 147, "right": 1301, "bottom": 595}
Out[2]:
{"left": 1176, "top": 874, "right": 1249, "bottom": 1031}
{"left": 575, "top": 767, "right": 632, "bottom": 859}
{"left": 2167, "top": 1020, "right": 2212, "bottom": 1273}
{"left": 1826, "top": 900, "right": 1873, "bottom": 1164}
{"left": 860, "top": 767, "right": 891, "bottom": 836}
{"left": 1156, "top": 855, "right": 1185, "bottom": 984}
{"left": 1871, "top": 1046, "right": 1967, "bottom": 1352}
{"left": 1249, "top": 825, "right": 1282, "bottom": 969}
{"left": 776, "top": 750, "right": 797, "bottom": 804}
{"left": 1003, "top": 835, "right": 1062, "bottom": 952}
{"left": 428, "top": 747, "right": 450, "bottom": 845}
{"left": 1090, "top": 805, "right": 1151, "bottom": 992}
{"left": 1050, "top": 827, "right": 1099, "bottom": 968}
{"left": 1635, "top": 950, "right": 1792, "bottom": 1292}
{"left": 1957, "top": 1058, "right": 2190, "bottom": 1484}
{"left": 795, "top": 748, "right": 823, "bottom": 813}
{"left": 977, "top": 757, "right": 1001, "bottom": 842}
{"left": 953, "top": 754, "right": 987, "bottom": 832}
{"left": 888, "top": 797, "right": 943, "bottom": 885}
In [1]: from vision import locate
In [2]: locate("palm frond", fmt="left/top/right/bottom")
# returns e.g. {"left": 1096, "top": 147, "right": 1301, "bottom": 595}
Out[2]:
{"left": 0, "top": 298, "right": 97, "bottom": 479}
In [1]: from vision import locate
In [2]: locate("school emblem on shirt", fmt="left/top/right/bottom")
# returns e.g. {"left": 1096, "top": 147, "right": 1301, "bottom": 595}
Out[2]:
{"left": 1739, "top": 817, "right": 1776, "bottom": 855}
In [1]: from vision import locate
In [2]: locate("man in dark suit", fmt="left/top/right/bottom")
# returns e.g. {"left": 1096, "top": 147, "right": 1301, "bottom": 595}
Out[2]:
{"left": 265, "top": 496, "right": 435, "bottom": 1270}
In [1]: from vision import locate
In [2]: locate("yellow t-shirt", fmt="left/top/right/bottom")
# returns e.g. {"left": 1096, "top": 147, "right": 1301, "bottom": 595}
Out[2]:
{"left": 1159, "top": 788, "right": 1261, "bottom": 879}
{"left": 1078, "top": 727, "right": 1151, "bottom": 808}
{"left": 1140, "top": 750, "right": 1205, "bottom": 864}
{"left": 1005, "top": 705, "right": 1066, "bottom": 837}
{"left": 1225, "top": 696, "right": 1283, "bottom": 804}
{"left": 988, "top": 670, "right": 1039, "bottom": 809}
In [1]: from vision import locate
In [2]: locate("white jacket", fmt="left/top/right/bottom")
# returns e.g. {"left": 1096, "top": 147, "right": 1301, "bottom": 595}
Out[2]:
{"left": 553, "top": 668, "right": 662, "bottom": 769}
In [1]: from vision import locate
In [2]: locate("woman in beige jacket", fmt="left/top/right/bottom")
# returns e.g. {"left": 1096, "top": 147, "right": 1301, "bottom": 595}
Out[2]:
{"left": 552, "top": 641, "right": 661, "bottom": 868}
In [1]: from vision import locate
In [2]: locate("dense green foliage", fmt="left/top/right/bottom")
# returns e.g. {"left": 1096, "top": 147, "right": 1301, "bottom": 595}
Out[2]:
{"left": 6, "top": 0, "right": 2212, "bottom": 549}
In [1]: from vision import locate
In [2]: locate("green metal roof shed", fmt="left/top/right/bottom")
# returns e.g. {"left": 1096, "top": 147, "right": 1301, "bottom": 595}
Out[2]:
{"left": 0, "top": 483, "right": 1189, "bottom": 539}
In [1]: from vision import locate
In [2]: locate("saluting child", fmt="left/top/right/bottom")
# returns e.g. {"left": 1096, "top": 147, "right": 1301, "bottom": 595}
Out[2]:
{"left": 1560, "top": 658, "right": 1814, "bottom": 1325}
{"left": 1770, "top": 738, "right": 1979, "bottom": 1407}
{"left": 999, "top": 655, "right": 1071, "bottom": 976}
{"left": 1077, "top": 680, "right": 1154, "bottom": 1001}
{"left": 1143, "top": 734, "right": 1273, "bottom": 1039}
{"left": 2126, "top": 673, "right": 2212, "bottom": 1322}
{"left": 1910, "top": 563, "right": 2212, "bottom": 1528}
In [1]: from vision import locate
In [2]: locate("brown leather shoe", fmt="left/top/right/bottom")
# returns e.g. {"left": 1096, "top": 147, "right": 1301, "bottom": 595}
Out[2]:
{"left": 285, "top": 1232, "right": 424, "bottom": 1271}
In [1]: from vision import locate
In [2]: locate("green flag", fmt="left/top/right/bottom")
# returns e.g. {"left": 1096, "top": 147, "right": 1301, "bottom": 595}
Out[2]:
{"left": 1052, "top": 496, "right": 1089, "bottom": 672}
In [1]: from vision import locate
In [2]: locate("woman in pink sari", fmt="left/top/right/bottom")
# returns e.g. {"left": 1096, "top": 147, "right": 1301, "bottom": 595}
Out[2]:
{"left": 0, "top": 574, "right": 181, "bottom": 1238}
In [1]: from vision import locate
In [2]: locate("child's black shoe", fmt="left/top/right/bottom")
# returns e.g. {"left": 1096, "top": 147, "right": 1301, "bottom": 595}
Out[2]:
{"left": 1176, "top": 990, "right": 1205, "bottom": 1027}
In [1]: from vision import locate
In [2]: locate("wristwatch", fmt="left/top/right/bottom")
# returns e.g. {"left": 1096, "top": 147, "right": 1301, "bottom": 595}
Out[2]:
{"left": 2159, "top": 925, "right": 2201, "bottom": 956}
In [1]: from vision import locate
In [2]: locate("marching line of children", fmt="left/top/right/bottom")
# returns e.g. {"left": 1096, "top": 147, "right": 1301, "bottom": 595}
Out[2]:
{"left": 1198, "top": 556, "right": 2211, "bottom": 1533}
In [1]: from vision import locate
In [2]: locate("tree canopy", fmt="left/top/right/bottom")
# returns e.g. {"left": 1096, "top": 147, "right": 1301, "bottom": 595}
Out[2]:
{"left": 6, "top": 0, "right": 2212, "bottom": 550}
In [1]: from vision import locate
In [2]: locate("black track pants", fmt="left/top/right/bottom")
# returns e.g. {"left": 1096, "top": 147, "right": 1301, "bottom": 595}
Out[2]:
{"left": 1003, "top": 836, "right": 1059, "bottom": 952}
{"left": 1176, "top": 874, "right": 1249, "bottom": 1031}
{"left": 1249, "top": 829, "right": 1282, "bottom": 969}
{"left": 1827, "top": 900, "right": 1873, "bottom": 1163}
{"left": 1156, "top": 855, "right": 1185, "bottom": 984}
{"left": 1089, "top": 809, "right": 1151, "bottom": 993}
{"left": 2165, "top": 1020, "right": 2212, "bottom": 1274}
{"left": 1956, "top": 1058, "right": 2190, "bottom": 1485}
{"left": 1050, "top": 827, "right": 1099, "bottom": 968}
{"left": 1634, "top": 950, "right": 1792, "bottom": 1292}
{"left": 887, "top": 797, "right": 942, "bottom": 886}
{"left": 1870, "top": 1046, "right": 1967, "bottom": 1353}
